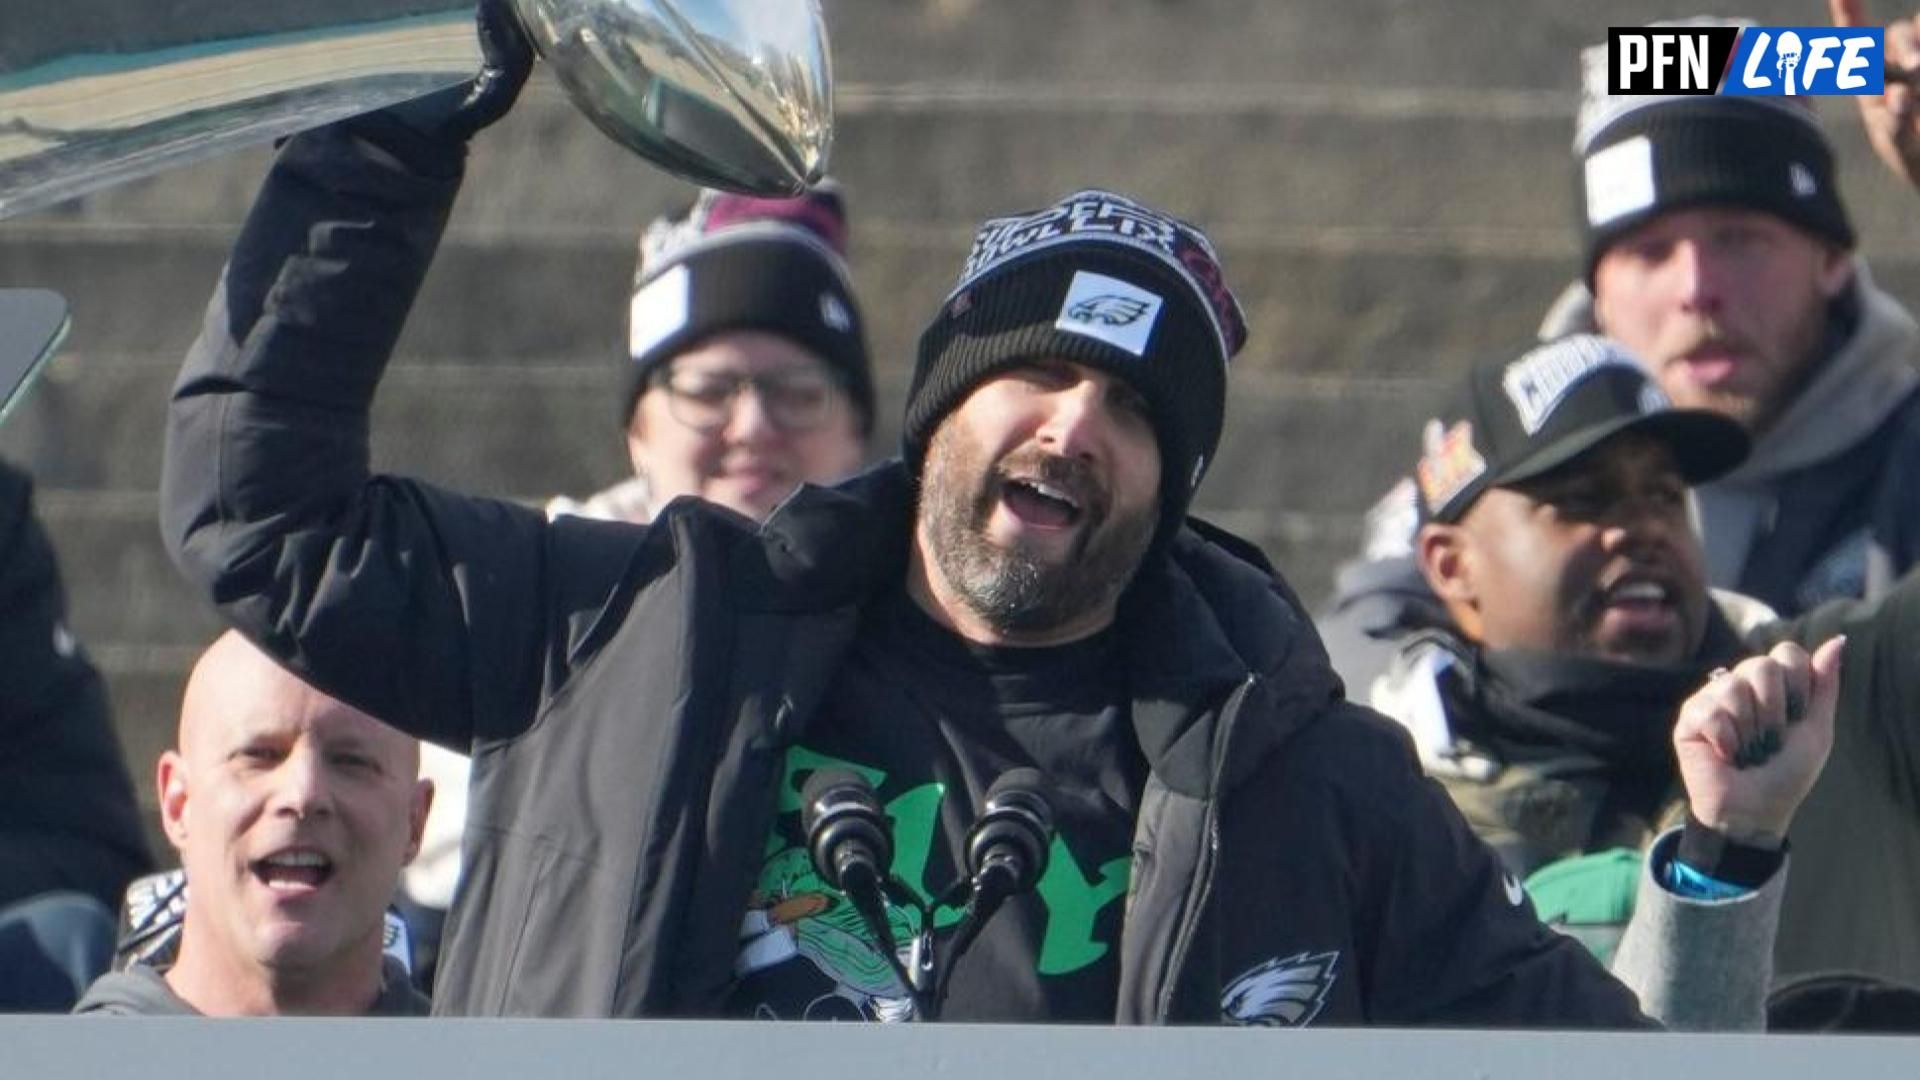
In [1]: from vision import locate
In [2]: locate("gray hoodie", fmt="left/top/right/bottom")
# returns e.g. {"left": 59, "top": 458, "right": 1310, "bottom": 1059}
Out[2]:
{"left": 72, "top": 957, "right": 428, "bottom": 1016}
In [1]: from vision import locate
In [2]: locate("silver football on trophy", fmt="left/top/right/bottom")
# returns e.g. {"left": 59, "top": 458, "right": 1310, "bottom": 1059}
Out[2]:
{"left": 0, "top": 0, "right": 832, "bottom": 220}
{"left": 510, "top": 0, "right": 834, "bottom": 194}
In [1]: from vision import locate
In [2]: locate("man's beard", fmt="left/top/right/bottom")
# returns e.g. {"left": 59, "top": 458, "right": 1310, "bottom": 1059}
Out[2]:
{"left": 1655, "top": 297, "right": 1829, "bottom": 435}
{"left": 919, "top": 421, "right": 1157, "bottom": 636}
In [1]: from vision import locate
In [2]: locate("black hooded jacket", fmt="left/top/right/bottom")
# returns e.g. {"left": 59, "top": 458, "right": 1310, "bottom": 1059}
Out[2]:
{"left": 0, "top": 460, "right": 151, "bottom": 912}
{"left": 159, "top": 124, "right": 1645, "bottom": 1025}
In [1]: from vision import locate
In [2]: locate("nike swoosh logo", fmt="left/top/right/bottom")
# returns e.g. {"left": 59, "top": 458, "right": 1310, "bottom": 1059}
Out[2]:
{"left": 1503, "top": 873, "right": 1527, "bottom": 907}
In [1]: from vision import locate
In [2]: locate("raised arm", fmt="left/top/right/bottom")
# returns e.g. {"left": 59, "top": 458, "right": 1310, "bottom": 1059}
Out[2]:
{"left": 1832, "top": 0, "right": 1920, "bottom": 192}
{"left": 1611, "top": 639, "right": 1843, "bottom": 1029}
{"left": 161, "top": 5, "right": 557, "bottom": 750}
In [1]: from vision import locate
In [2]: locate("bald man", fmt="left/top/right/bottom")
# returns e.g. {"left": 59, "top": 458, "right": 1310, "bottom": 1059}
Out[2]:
{"left": 74, "top": 632, "right": 432, "bottom": 1016}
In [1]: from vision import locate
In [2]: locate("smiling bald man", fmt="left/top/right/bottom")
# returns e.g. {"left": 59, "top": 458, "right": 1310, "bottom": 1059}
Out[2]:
{"left": 75, "top": 631, "right": 432, "bottom": 1016}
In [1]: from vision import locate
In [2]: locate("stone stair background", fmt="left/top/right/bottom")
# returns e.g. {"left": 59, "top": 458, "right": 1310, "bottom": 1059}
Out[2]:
{"left": 7, "top": 0, "right": 1920, "bottom": 842}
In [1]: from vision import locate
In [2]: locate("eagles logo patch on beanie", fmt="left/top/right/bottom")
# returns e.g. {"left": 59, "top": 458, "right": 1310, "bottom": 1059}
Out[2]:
{"left": 1055, "top": 271, "right": 1164, "bottom": 356}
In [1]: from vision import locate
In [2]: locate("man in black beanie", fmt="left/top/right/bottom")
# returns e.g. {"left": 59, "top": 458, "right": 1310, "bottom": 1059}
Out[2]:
{"left": 1560, "top": 7, "right": 1920, "bottom": 618}
{"left": 159, "top": 8, "right": 1682, "bottom": 1020}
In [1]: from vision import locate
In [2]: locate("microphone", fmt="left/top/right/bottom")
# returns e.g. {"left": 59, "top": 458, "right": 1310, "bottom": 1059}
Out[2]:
{"left": 933, "top": 769, "right": 1056, "bottom": 1014}
{"left": 966, "top": 768, "right": 1055, "bottom": 901}
{"left": 800, "top": 768, "right": 893, "bottom": 896}
{"left": 799, "top": 768, "right": 921, "bottom": 1010}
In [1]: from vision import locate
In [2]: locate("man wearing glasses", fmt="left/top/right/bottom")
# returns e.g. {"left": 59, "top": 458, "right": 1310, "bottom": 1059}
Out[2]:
{"left": 545, "top": 184, "right": 873, "bottom": 526}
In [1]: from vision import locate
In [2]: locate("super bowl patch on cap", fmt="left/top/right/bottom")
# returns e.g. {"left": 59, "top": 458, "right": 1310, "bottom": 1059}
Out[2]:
{"left": 1054, "top": 270, "right": 1164, "bottom": 356}
{"left": 1416, "top": 419, "right": 1488, "bottom": 512}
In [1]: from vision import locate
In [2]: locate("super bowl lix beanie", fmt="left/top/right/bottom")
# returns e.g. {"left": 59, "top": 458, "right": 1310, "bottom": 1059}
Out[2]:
{"left": 903, "top": 190, "right": 1248, "bottom": 549}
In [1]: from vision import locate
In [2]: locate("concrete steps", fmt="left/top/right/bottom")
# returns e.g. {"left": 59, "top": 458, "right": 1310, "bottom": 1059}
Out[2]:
{"left": 0, "top": 226, "right": 1588, "bottom": 379}
{"left": 820, "top": 0, "right": 1823, "bottom": 91}
{"left": 51, "top": 83, "right": 1920, "bottom": 245}
{"left": 13, "top": 231, "right": 1920, "bottom": 486}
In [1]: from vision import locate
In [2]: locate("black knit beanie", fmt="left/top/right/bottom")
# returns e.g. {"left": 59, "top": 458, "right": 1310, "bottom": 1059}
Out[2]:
{"left": 903, "top": 190, "right": 1247, "bottom": 551}
{"left": 1570, "top": 16, "right": 1855, "bottom": 286}
{"left": 625, "top": 182, "right": 874, "bottom": 434}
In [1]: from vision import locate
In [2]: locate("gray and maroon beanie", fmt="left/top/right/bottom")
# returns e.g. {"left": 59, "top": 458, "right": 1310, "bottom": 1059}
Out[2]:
{"left": 1572, "top": 17, "right": 1853, "bottom": 285}
{"left": 625, "top": 181, "right": 874, "bottom": 433}
{"left": 903, "top": 189, "right": 1248, "bottom": 549}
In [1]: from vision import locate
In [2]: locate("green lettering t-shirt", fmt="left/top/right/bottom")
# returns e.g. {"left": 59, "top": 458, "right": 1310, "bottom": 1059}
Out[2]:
{"left": 727, "top": 590, "right": 1145, "bottom": 1022}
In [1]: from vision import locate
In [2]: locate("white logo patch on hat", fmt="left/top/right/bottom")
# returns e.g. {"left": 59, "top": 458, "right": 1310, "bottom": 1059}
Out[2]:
{"left": 1055, "top": 270, "right": 1163, "bottom": 356}
{"left": 820, "top": 291, "right": 852, "bottom": 332}
{"left": 1585, "top": 135, "right": 1657, "bottom": 227}
{"left": 1789, "top": 161, "right": 1818, "bottom": 198}
{"left": 629, "top": 264, "right": 691, "bottom": 360}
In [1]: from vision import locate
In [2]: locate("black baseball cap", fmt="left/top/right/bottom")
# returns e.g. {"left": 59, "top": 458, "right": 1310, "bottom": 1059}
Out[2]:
{"left": 1415, "top": 335, "right": 1749, "bottom": 524}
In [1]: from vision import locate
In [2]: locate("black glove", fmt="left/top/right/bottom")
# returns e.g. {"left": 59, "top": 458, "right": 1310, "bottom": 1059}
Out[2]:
{"left": 350, "top": 0, "right": 536, "bottom": 171}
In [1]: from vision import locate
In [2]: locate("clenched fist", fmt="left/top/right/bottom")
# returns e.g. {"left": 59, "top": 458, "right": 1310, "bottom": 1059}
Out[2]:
{"left": 1674, "top": 637, "right": 1845, "bottom": 848}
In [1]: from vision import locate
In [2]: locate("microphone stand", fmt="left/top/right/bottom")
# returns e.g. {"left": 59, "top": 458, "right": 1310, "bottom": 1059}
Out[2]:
{"left": 802, "top": 768, "right": 1052, "bottom": 1022}
{"left": 851, "top": 875, "right": 990, "bottom": 1022}
{"left": 927, "top": 859, "right": 1021, "bottom": 1019}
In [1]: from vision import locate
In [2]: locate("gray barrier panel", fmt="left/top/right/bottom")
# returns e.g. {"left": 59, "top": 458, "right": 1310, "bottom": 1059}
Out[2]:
{"left": 10, "top": 1018, "right": 1919, "bottom": 1078}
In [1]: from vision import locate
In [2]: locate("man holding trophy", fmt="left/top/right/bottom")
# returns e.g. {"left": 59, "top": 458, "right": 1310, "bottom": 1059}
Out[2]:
{"left": 154, "top": 0, "right": 1799, "bottom": 1026}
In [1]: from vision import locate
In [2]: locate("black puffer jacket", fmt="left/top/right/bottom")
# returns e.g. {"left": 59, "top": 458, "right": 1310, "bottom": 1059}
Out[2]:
{"left": 0, "top": 460, "right": 151, "bottom": 912}
{"left": 161, "top": 124, "right": 1646, "bottom": 1026}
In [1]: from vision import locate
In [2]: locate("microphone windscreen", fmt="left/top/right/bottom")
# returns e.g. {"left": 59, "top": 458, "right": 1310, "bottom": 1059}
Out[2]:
{"left": 801, "top": 768, "right": 878, "bottom": 830}
{"left": 983, "top": 768, "right": 1053, "bottom": 834}
{"left": 801, "top": 768, "right": 892, "bottom": 890}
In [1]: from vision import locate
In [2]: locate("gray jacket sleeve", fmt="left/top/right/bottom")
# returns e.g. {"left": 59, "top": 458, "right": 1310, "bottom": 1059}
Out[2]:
{"left": 160, "top": 124, "right": 566, "bottom": 750}
{"left": 1611, "top": 828, "right": 1784, "bottom": 1031}
{"left": 1751, "top": 565, "right": 1920, "bottom": 793}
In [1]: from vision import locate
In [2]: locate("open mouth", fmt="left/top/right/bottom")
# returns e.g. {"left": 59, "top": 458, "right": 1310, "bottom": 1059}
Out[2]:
{"left": 1675, "top": 346, "right": 1744, "bottom": 387}
{"left": 1595, "top": 577, "right": 1681, "bottom": 641}
{"left": 1604, "top": 579, "right": 1670, "bottom": 612}
{"left": 251, "top": 849, "right": 334, "bottom": 893}
{"left": 1000, "top": 477, "right": 1084, "bottom": 530}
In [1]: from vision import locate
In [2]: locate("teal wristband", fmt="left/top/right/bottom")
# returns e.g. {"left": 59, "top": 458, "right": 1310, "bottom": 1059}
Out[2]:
{"left": 1664, "top": 857, "right": 1753, "bottom": 901}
